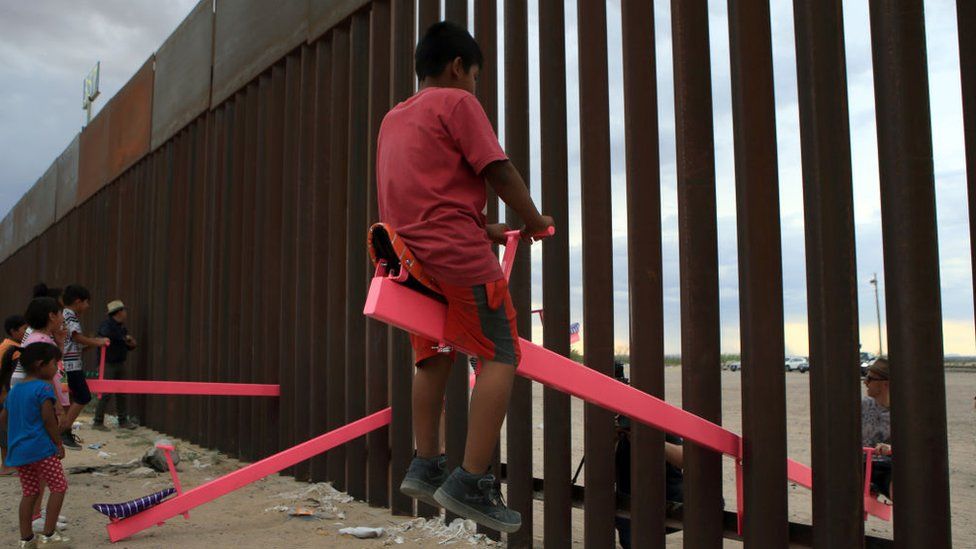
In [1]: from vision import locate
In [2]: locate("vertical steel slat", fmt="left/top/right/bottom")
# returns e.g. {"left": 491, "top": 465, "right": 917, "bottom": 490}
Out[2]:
{"left": 188, "top": 118, "right": 208, "bottom": 448}
{"left": 538, "top": 1, "right": 571, "bottom": 545}
{"left": 475, "top": 0, "right": 499, "bottom": 227}
{"left": 167, "top": 129, "right": 191, "bottom": 443}
{"left": 227, "top": 94, "right": 246, "bottom": 458}
{"left": 280, "top": 52, "right": 302, "bottom": 470}
{"left": 621, "top": 1, "right": 666, "bottom": 546}
{"left": 670, "top": 0, "right": 725, "bottom": 545}
{"left": 792, "top": 2, "right": 865, "bottom": 546}
{"left": 252, "top": 76, "right": 272, "bottom": 458}
{"left": 868, "top": 2, "right": 952, "bottom": 546}
{"left": 345, "top": 11, "right": 371, "bottom": 501}
{"left": 418, "top": 0, "right": 438, "bottom": 35}
{"left": 239, "top": 84, "right": 259, "bottom": 462}
{"left": 327, "top": 24, "right": 352, "bottom": 491}
{"left": 726, "top": 1, "right": 788, "bottom": 545}
{"left": 576, "top": 1, "right": 616, "bottom": 546}
{"left": 445, "top": 0, "right": 466, "bottom": 26}
{"left": 390, "top": 0, "right": 417, "bottom": 518}
{"left": 294, "top": 44, "right": 317, "bottom": 481}
{"left": 503, "top": 0, "right": 533, "bottom": 546}
{"left": 366, "top": 0, "right": 392, "bottom": 508}
{"left": 263, "top": 65, "right": 286, "bottom": 459}
{"left": 309, "top": 35, "right": 333, "bottom": 482}
{"left": 216, "top": 104, "right": 236, "bottom": 455}
{"left": 959, "top": 0, "right": 976, "bottom": 353}
{"left": 204, "top": 109, "right": 224, "bottom": 450}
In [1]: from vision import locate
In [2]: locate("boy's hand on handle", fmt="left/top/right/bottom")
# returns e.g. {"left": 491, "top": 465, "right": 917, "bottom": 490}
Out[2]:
{"left": 521, "top": 215, "right": 555, "bottom": 242}
{"left": 56, "top": 443, "right": 65, "bottom": 460}
{"left": 99, "top": 337, "right": 111, "bottom": 347}
{"left": 486, "top": 223, "right": 512, "bottom": 245}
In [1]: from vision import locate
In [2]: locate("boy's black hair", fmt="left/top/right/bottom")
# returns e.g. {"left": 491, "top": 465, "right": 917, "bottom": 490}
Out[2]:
{"left": 4, "top": 315, "right": 26, "bottom": 337}
{"left": 63, "top": 284, "right": 91, "bottom": 306}
{"left": 19, "top": 342, "right": 62, "bottom": 377}
{"left": 415, "top": 21, "right": 483, "bottom": 81}
{"left": 24, "top": 297, "right": 61, "bottom": 330}
{"left": 32, "top": 282, "right": 62, "bottom": 300}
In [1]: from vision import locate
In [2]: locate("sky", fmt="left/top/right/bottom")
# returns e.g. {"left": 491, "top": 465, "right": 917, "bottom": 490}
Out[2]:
{"left": 0, "top": 0, "right": 972, "bottom": 356}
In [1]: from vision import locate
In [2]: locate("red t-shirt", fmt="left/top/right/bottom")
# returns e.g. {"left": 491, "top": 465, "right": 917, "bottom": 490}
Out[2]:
{"left": 376, "top": 87, "right": 508, "bottom": 287}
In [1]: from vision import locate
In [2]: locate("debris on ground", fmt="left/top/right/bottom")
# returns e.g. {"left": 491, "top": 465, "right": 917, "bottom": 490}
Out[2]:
{"left": 339, "top": 526, "right": 384, "bottom": 539}
{"left": 66, "top": 459, "right": 141, "bottom": 476}
{"left": 143, "top": 438, "right": 180, "bottom": 472}
{"left": 386, "top": 517, "right": 496, "bottom": 546}
{"left": 87, "top": 442, "right": 105, "bottom": 450}
{"left": 128, "top": 466, "right": 158, "bottom": 478}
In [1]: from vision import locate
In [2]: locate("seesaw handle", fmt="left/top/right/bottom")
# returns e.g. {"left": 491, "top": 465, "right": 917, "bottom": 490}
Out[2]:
{"left": 501, "top": 226, "right": 555, "bottom": 282}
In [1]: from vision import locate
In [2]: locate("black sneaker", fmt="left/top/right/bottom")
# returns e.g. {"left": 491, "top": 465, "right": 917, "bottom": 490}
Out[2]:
{"left": 433, "top": 467, "right": 521, "bottom": 533}
{"left": 399, "top": 454, "right": 447, "bottom": 507}
{"left": 61, "top": 432, "right": 82, "bottom": 450}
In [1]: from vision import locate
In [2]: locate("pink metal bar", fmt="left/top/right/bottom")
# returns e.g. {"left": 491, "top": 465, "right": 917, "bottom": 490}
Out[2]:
{"left": 87, "top": 380, "right": 280, "bottom": 397}
{"left": 106, "top": 408, "right": 392, "bottom": 542}
{"left": 500, "top": 227, "right": 555, "bottom": 281}
{"left": 156, "top": 443, "right": 188, "bottom": 520}
{"left": 861, "top": 447, "right": 892, "bottom": 521}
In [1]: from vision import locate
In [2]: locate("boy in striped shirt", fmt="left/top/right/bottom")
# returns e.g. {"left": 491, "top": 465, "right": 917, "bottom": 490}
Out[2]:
{"left": 60, "top": 285, "right": 109, "bottom": 449}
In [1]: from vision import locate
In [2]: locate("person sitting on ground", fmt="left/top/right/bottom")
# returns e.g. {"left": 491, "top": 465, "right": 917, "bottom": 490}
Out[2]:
{"left": 94, "top": 300, "right": 137, "bottom": 430}
{"left": 1, "top": 342, "right": 71, "bottom": 547}
{"left": 59, "top": 285, "right": 110, "bottom": 449}
{"left": 862, "top": 357, "right": 892, "bottom": 500}
{"left": 380, "top": 21, "right": 552, "bottom": 533}
{"left": 1, "top": 315, "right": 29, "bottom": 473}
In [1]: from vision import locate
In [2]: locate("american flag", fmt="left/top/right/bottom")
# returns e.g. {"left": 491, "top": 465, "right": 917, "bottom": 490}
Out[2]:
{"left": 569, "top": 322, "right": 581, "bottom": 344}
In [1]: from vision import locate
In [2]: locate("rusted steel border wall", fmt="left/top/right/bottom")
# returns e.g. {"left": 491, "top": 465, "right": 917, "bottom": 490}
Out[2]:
{"left": 0, "top": 1, "right": 956, "bottom": 546}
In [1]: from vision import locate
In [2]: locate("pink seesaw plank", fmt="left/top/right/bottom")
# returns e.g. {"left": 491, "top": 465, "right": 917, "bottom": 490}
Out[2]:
{"left": 88, "top": 380, "right": 280, "bottom": 397}
{"left": 365, "top": 276, "right": 739, "bottom": 456}
{"left": 106, "top": 408, "right": 392, "bottom": 542}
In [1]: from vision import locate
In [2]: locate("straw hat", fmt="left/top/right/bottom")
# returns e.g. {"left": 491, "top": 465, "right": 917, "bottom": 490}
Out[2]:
{"left": 107, "top": 300, "right": 126, "bottom": 315}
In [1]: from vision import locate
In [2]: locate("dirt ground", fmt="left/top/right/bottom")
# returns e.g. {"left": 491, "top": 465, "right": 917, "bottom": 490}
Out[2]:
{"left": 0, "top": 370, "right": 972, "bottom": 547}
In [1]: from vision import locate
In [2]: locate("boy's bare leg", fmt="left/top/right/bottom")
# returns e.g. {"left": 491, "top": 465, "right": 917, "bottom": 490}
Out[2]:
{"left": 20, "top": 494, "right": 38, "bottom": 539}
{"left": 412, "top": 354, "right": 453, "bottom": 458}
{"left": 462, "top": 360, "right": 515, "bottom": 474}
{"left": 43, "top": 491, "right": 65, "bottom": 534}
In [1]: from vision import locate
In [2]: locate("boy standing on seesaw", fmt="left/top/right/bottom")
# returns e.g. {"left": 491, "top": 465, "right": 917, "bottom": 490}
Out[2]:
{"left": 376, "top": 21, "right": 552, "bottom": 533}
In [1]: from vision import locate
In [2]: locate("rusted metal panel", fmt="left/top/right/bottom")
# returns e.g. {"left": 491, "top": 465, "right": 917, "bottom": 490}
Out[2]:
{"left": 474, "top": 0, "right": 498, "bottom": 228}
{"left": 869, "top": 2, "right": 951, "bottom": 545}
{"left": 55, "top": 135, "right": 79, "bottom": 221}
{"left": 670, "top": 1, "right": 725, "bottom": 546}
{"left": 418, "top": 0, "right": 438, "bottom": 35}
{"left": 212, "top": 0, "right": 307, "bottom": 107}
{"left": 240, "top": 83, "right": 260, "bottom": 463}
{"left": 792, "top": 2, "right": 865, "bottom": 546}
{"left": 151, "top": 0, "right": 214, "bottom": 151}
{"left": 77, "top": 106, "right": 110, "bottom": 207}
{"left": 307, "top": 0, "right": 371, "bottom": 44}
{"left": 727, "top": 1, "right": 789, "bottom": 544}
{"left": 108, "top": 57, "right": 155, "bottom": 183}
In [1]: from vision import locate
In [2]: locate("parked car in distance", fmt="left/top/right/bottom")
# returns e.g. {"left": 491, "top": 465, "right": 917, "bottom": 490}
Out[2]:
{"left": 727, "top": 362, "right": 741, "bottom": 372}
{"left": 785, "top": 356, "right": 809, "bottom": 372}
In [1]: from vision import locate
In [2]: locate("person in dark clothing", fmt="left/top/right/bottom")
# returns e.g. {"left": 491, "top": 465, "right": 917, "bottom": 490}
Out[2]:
{"left": 93, "top": 301, "right": 137, "bottom": 430}
{"left": 612, "top": 361, "right": 686, "bottom": 549}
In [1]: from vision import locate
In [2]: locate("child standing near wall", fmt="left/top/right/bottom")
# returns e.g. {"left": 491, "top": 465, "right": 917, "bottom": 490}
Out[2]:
{"left": 1, "top": 342, "right": 71, "bottom": 547}
{"left": 1, "top": 315, "right": 29, "bottom": 474}
{"left": 376, "top": 21, "right": 552, "bottom": 533}
{"left": 60, "top": 285, "right": 109, "bottom": 448}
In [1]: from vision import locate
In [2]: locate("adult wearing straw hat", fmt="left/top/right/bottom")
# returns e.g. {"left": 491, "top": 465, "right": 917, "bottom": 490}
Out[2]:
{"left": 93, "top": 300, "right": 138, "bottom": 430}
